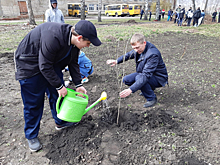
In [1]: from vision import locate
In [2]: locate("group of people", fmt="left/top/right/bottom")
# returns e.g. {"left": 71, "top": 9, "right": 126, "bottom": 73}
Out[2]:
{"left": 140, "top": 8, "right": 152, "bottom": 21}
{"left": 15, "top": 0, "right": 168, "bottom": 152}
{"left": 167, "top": 5, "right": 205, "bottom": 27}
{"left": 211, "top": 10, "right": 220, "bottom": 23}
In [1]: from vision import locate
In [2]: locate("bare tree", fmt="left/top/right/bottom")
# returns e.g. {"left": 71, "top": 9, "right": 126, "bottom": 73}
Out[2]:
{"left": 27, "top": 0, "right": 36, "bottom": 25}
{"left": 192, "top": 0, "right": 196, "bottom": 11}
{"left": 173, "top": 0, "right": 176, "bottom": 10}
{"left": 144, "top": 0, "right": 152, "bottom": 20}
{"left": 98, "top": 0, "right": 102, "bottom": 22}
{"left": 156, "top": 0, "right": 160, "bottom": 20}
{"left": 81, "top": 0, "right": 86, "bottom": 20}
{"left": 204, "top": 0, "right": 209, "bottom": 13}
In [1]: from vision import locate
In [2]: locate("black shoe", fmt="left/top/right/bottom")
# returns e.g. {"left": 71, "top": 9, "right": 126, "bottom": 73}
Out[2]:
{"left": 139, "top": 92, "right": 143, "bottom": 96}
{"left": 143, "top": 97, "right": 157, "bottom": 108}
{"left": 55, "top": 122, "right": 79, "bottom": 131}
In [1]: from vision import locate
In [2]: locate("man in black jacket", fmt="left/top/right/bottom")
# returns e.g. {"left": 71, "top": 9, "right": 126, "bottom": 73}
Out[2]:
{"left": 193, "top": 7, "right": 201, "bottom": 27}
{"left": 106, "top": 33, "right": 168, "bottom": 108}
{"left": 14, "top": 20, "right": 101, "bottom": 152}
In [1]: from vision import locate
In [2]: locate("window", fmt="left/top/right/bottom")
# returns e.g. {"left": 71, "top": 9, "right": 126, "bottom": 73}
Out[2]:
{"left": 89, "top": 4, "right": 94, "bottom": 10}
{"left": 96, "top": 4, "right": 98, "bottom": 10}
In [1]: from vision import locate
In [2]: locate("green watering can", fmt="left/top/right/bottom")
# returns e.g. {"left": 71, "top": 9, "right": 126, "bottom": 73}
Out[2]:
{"left": 56, "top": 88, "right": 107, "bottom": 122}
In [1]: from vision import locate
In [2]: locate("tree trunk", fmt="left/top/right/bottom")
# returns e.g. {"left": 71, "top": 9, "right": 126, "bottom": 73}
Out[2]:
{"left": 204, "top": 0, "right": 208, "bottom": 13}
{"left": 143, "top": 0, "right": 149, "bottom": 20}
{"left": 81, "top": 0, "right": 86, "bottom": 20}
{"left": 156, "top": 0, "right": 160, "bottom": 20}
{"left": 192, "top": 0, "right": 196, "bottom": 11}
{"left": 27, "top": 0, "right": 36, "bottom": 25}
{"left": 173, "top": 0, "right": 176, "bottom": 10}
{"left": 98, "top": 0, "right": 102, "bottom": 22}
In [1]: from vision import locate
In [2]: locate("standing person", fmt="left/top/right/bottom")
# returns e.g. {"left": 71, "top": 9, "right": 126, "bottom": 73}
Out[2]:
{"left": 170, "top": 9, "right": 173, "bottom": 21}
{"left": 201, "top": 10, "right": 205, "bottom": 24}
{"left": 14, "top": 20, "right": 101, "bottom": 152}
{"left": 140, "top": 8, "right": 145, "bottom": 20}
{"left": 149, "top": 10, "right": 152, "bottom": 21}
{"left": 167, "top": 9, "right": 172, "bottom": 21}
{"left": 45, "top": 0, "right": 64, "bottom": 23}
{"left": 178, "top": 7, "right": 185, "bottom": 26}
{"left": 176, "top": 5, "right": 181, "bottom": 14}
{"left": 173, "top": 12, "right": 178, "bottom": 24}
{"left": 158, "top": 10, "right": 162, "bottom": 21}
{"left": 187, "top": 7, "right": 193, "bottom": 26}
{"left": 212, "top": 10, "right": 217, "bottom": 22}
{"left": 193, "top": 7, "right": 201, "bottom": 27}
{"left": 106, "top": 34, "right": 168, "bottom": 108}
{"left": 218, "top": 11, "right": 220, "bottom": 23}
{"left": 162, "top": 9, "right": 165, "bottom": 19}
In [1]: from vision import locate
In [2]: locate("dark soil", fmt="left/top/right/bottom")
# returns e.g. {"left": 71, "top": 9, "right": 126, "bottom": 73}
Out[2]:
{"left": 1, "top": 28, "right": 220, "bottom": 165}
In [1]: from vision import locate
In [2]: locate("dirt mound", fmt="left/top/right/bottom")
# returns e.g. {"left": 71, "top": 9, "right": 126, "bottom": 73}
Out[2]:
{"left": 126, "top": 19, "right": 137, "bottom": 23}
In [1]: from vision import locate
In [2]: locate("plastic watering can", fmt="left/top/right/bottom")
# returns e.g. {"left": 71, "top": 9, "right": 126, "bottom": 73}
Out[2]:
{"left": 56, "top": 88, "right": 107, "bottom": 122}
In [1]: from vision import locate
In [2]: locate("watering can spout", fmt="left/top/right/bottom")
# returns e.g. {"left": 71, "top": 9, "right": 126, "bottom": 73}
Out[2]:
{"left": 84, "top": 91, "right": 107, "bottom": 115}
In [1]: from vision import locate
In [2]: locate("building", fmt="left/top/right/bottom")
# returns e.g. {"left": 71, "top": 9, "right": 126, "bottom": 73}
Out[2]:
{"left": 0, "top": 0, "right": 146, "bottom": 18}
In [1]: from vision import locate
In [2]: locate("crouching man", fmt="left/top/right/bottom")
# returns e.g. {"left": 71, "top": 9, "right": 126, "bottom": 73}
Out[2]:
{"left": 106, "top": 33, "right": 168, "bottom": 108}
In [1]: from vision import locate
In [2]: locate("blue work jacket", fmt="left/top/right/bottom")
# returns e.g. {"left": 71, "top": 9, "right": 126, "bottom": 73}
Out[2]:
{"left": 117, "top": 42, "right": 168, "bottom": 93}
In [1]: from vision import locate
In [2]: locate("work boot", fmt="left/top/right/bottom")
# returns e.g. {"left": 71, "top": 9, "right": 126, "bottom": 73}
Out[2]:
{"left": 143, "top": 97, "right": 157, "bottom": 108}
{"left": 55, "top": 122, "right": 79, "bottom": 131}
{"left": 27, "top": 137, "right": 42, "bottom": 152}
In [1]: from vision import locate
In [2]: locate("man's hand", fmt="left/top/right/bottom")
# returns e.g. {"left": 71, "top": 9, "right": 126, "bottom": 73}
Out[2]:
{"left": 119, "top": 88, "right": 132, "bottom": 98}
{"left": 58, "top": 86, "right": 67, "bottom": 97}
{"left": 106, "top": 59, "right": 117, "bottom": 66}
{"left": 76, "top": 86, "right": 87, "bottom": 97}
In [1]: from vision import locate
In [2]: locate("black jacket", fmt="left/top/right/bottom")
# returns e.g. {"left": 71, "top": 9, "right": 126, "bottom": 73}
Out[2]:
{"left": 117, "top": 42, "right": 168, "bottom": 93}
{"left": 179, "top": 8, "right": 185, "bottom": 19}
{"left": 14, "top": 22, "right": 82, "bottom": 89}
{"left": 193, "top": 9, "right": 201, "bottom": 18}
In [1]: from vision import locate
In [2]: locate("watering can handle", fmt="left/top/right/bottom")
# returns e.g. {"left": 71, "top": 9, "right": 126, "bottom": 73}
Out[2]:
{"left": 73, "top": 92, "right": 89, "bottom": 100}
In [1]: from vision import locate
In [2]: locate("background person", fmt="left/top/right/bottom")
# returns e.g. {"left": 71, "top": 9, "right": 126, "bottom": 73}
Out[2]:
{"left": 64, "top": 51, "right": 94, "bottom": 87}
{"left": 162, "top": 9, "right": 165, "bottom": 19}
{"left": 187, "top": 7, "right": 193, "bottom": 26}
{"left": 149, "top": 10, "right": 152, "bottom": 21}
{"left": 140, "top": 8, "right": 145, "bottom": 20}
{"left": 14, "top": 20, "right": 101, "bottom": 152}
{"left": 201, "top": 10, "right": 205, "bottom": 24}
{"left": 212, "top": 10, "right": 217, "bottom": 22}
{"left": 193, "top": 7, "right": 201, "bottom": 27}
{"left": 45, "top": 0, "right": 65, "bottom": 23}
{"left": 106, "top": 33, "right": 168, "bottom": 108}
{"left": 178, "top": 7, "right": 185, "bottom": 26}
{"left": 167, "top": 9, "right": 172, "bottom": 21}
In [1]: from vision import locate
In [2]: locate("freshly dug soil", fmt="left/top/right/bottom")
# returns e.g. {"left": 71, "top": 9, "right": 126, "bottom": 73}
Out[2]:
{"left": 1, "top": 30, "right": 220, "bottom": 165}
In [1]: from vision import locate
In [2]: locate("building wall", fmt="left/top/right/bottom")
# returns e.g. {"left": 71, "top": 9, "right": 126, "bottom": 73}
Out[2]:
{"left": 0, "top": 0, "right": 145, "bottom": 18}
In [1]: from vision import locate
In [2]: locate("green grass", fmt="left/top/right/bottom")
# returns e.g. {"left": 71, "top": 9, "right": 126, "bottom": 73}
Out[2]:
{"left": 1, "top": 17, "right": 220, "bottom": 53}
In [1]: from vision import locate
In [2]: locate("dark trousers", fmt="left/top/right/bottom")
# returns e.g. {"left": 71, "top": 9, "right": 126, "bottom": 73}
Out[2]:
{"left": 159, "top": 15, "right": 161, "bottom": 21}
{"left": 187, "top": 18, "right": 192, "bottom": 26}
{"left": 19, "top": 67, "right": 66, "bottom": 139}
{"left": 123, "top": 72, "right": 162, "bottom": 101}
{"left": 193, "top": 18, "right": 198, "bottom": 26}
{"left": 212, "top": 17, "right": 216, "bottom": 22}
{"left": 140, "top": 14, "right": 143, "bottom": 20}
{"left": 149, "top": 15, "right": 151, "bottom": 21}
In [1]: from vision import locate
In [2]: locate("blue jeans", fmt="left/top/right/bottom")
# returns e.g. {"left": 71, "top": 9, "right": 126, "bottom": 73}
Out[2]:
{"left": 19, "top": 67, "right": 66, "bottom": 139}
{"left": 123, "top": 72, "right": 162, "bottom": 101}
{"left": 167, "top": 16, "right": 170, "bottom": 21}
{"left": 178, "top": 18, "right": 183, "bottom": 26}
